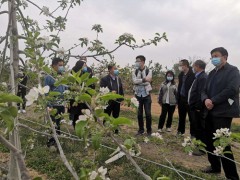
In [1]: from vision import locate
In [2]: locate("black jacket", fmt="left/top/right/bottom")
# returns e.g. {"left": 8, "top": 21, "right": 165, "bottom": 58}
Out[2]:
{"left": 201, "top": 63, "right": 240, "bottom": 117}
{"left": 100, "top": 75, "right": 124, "bottom": 96}
{"left": 189, "top": 71, "right": 207, "bottom": 110}
{"left": 177, "top": 68, "right": 195, "bottom": 101}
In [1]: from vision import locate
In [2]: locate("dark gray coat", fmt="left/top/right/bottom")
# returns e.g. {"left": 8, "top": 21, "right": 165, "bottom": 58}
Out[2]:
{"left": 201, "top": 63, "right": 240, "bottom": 118}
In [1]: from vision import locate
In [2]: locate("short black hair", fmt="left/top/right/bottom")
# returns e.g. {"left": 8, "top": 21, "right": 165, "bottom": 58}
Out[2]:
{"left": 108, "top": 65, "right": 115, "bottom": 71}
{"left": 165, "top": 70, "right": 175, "bottom": 84}
{"left": 52, "top": 57, "right": 64, "bottom": 66}
{"left": 194, "top": 60, "right": 206, "bottom": 70}
{"left": 136, "top": 55, "right": 146, "bottom": 62}
{"left": 211, "top": 47, "right": 228, "bottom": 59}
{"left": 72, "top": 60, "right": 85, "bottom": 73}
{"left": 179, "top": 59, "right": 189, "bottom": 67}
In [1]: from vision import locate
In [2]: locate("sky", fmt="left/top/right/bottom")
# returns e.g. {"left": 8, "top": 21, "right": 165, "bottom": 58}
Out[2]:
{"left": 1, "top": 0, "right": 240, "bottom": 70}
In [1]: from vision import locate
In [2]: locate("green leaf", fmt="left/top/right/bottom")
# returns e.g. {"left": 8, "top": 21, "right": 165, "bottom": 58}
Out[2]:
{"left": 86, "top": 89, "right": 96, "bottom": 96}
{"left": 78, "top": 93, "right": 92, "bottom": 103}
{"left": 95, "top": 109, "right": 104, "bottom": 116}
{"left": 50, "top": 109, "right": 57, "bottom": 116}
{"left": 124, "top": 138, "right": 135, "bottom": 149}
{"left": 67, "top": 76, "right": 76, "bottom": 83}
{"left": 0, "top": 93, "right": 23, "bottom": 103}
{"left": 0, "top": 111, "right": 14, "bottom": 132}
{"left": 112, "top": 117, "right": 132, "bottom": 126}
{"left": 100, "top": 93, "right": 123, "bottom": 101}
{"left": 86, "top": 77, "right": 98, "bottom": 87}
{"left": 33, "top": 177, "right": 43, "bottom": 180}
{"left": 8, "top": 106, "right": 18, "bottom": 117}
{"left": 75, "top": 121, "right": 88, "bottom": 138}
{"left": 81, "top": 72, "right": 90, "bottom": 82}
{"left": 48, "top": 91, "right": 61, "bottom": 96}
{"left": 91, "top": 133, "right": 102, "bottom": 150}
{"left": 54, "top": 78, "right": 68, "bottom": 86}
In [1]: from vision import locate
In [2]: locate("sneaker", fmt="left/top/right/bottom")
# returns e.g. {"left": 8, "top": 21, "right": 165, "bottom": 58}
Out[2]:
{"left": 157, "top": 129, "right": 163, "bottom": 133}
{"left": 22, "top": 110, "right": 26, "bottom": 113}
{"left": 176, "top": 132, "right": 185, "bottom": 136}
{"left": 166, "top": 128, "right": 171, "bottom": 132}
{"left": 192, "top": 150, "right": 206, "bottom": 156}
{"left": 202, "top": 166, "right": 221, "bottom": 174}
{"left": 147, "top": 131, "right": 152, "bottom": 136}
{"left": 136, "top": 131, "right": 144, "bottom": 136}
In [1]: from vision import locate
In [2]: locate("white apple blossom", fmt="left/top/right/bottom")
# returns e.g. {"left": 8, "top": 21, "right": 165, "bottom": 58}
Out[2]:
{"left": 131, "top": 97, "right": 139, "bottom": 107}
{"left": 82, "top": 109, "right": 93, "bottom": 120}
{"left": 182, "top": 137, "right": 192, "bottom": 147}
{"left": 56, "top": 47, "right": 65, "bottom": 59}
{"left": 213, "top": 128, "right": 231, "bottom": 139}
{"left": 42, "top": 6, "right": 50, "bottom": 16}
{"left": 25, "top": 88, "right": 39, "bottom": 106}
{"left": 144, "top": 137, "right": 150, "bottom": 143}
{"left": 213, "top": 146, "right": 224, "bottom": 156}
{"left": 151, "top": 132, "right": 163, "bottom": 139}
{"left": 75, "top": 115, "right": 87, "bottom": 124}
{"left": 33, "top": 84, "right": 50, "bottom": 95}
{"left": 21, "top": 0, "right": 28, "bottom": 8}
{"left": 100, "top": 87, "right": 110, "bottom": 95}
{"left": 1, "top": 82, "right": 7, "bottom": 87}
{"left": 89, "top": 171, "right": 98, "bottom": 180}
{"left": 122, "top": 33, "right": 134, "bottom": 39}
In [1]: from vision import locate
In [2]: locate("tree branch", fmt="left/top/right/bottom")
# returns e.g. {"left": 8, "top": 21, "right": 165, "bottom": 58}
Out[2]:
{"left": 0, "top": 10, "right": 9, "bottom": 15}
{"left": 45, "top": 109, "right": 79, "bottom": 180}
{"left": 0, "top": 135, "right": 31, "bottom": 180}
{"left": 85, "top": 103, "right": 151, "bottom": 180}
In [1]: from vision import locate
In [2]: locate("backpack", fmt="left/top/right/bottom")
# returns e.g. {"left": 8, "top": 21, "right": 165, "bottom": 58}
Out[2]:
{"left": 135, "top": 68, "right": 152, "bottom": 85}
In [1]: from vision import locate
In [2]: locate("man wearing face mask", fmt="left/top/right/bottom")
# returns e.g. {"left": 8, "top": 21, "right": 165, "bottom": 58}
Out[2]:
{"left": 201, "top": 47, "right": 239, "bottom": 179}
{"left": 132, "top": 55, "right": 152, "bottom": 136}
{"left": 69, "top": 59, "right": 95, "bottom": 128}
{"left": 177, "top": 59, "right": 195, "bottom": 136}
{"left": 100, "top": 65, "right": 124, "bottom": 131}
{"left": 44, "top": 57, "right": 68, "bottom": 147}
{"left": 188, "top": 60, "right": 207, "bottom": 156}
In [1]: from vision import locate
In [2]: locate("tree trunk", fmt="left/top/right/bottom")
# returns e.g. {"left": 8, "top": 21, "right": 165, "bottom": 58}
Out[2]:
{"left": 8, "top": 0, "right": 22, "bottom": 179}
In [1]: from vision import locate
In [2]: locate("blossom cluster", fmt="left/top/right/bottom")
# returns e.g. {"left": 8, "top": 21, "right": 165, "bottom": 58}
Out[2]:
{"left": 89, "top": 166, "right": 110, "bottom": 180}
{"left": 25, "top": 85, "right": 49, "bottom": 106}
{"left": 42, "top": 6, "right": 50, "bottom": 16}
{"left": 182, "top": 137, "right": 192, "bottom": 147}
{"left": 122, "top": 33, "right": 134, "bottom": 39}
{"left": 213, "top": 146, "right": 224, "bottom": 156}
{"left": 213, "top": 128, "right": 231, "bottom": 139}
{"left": 151, "top": 132, "right": 163, "bottom": 139}
{"left": 75, "top": 109, "right": 93, "bottom": 124}
{"left": 35, "top": 36, "right": 50, "bottom": 46}
{"left": 99, "top": 87, "right": 110, "bottom": 95}
{"left": 56, "top": 47, "right": 65, "bottom": 59}
{"left": 130, "top": 97, "right": 139, "bottom": 108}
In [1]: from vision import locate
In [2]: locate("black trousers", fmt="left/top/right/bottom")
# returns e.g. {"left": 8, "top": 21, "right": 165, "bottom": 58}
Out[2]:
{"left": 190, "top": 109, "right": 205, "bottom": 142}
{"left": 17, "top": 90, "right": 26, "bottom": 110}
{"left": 158, "top": 104, "right": 175, "bottom": 129}
{"left": 50, "top": 106, "right": 65, "bottom": 135}
{"left": 104, "top": 101, "right": 121, "bottom": 118}
{"left": 205, "top": 114, "right": 239, "bottom": 180}
{"left": 177, "top": 96, "right": 193, "bottom": 134}
{"left": 136, "top": 95, "right": 152, "bottom": 133}
{"left": 69, "top": 102, "right": 88, "bottom": 128}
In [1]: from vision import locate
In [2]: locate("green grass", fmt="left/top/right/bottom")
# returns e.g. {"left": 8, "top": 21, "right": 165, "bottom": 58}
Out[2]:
{"left": 1, "top": 109, "right": 238, "bottom": 179}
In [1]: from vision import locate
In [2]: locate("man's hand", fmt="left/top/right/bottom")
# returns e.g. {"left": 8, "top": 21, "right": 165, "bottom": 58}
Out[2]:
{"left": 205, "top": 99, "right": 214, "bottom": 110}
{"left": 143, "top": 76, "right": 152, "bottom": 83}
{"left": 47, "top": 107, "right": 53, "bottom": 111}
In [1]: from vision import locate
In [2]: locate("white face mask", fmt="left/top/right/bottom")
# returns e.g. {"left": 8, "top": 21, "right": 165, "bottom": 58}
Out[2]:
{"left": 135, "top": 62, "right": 140, "bottom": 69}
{"left": 178, "top": 66, "right": 183, "bottom": 71}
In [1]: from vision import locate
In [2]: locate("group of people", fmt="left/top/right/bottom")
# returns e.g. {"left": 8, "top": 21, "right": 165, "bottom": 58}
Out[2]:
{"left": 18, "top": 46, "right": 239, "bottom": 180}
{"left": 131, "top": 48, "right": 239, "bottom": 180}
